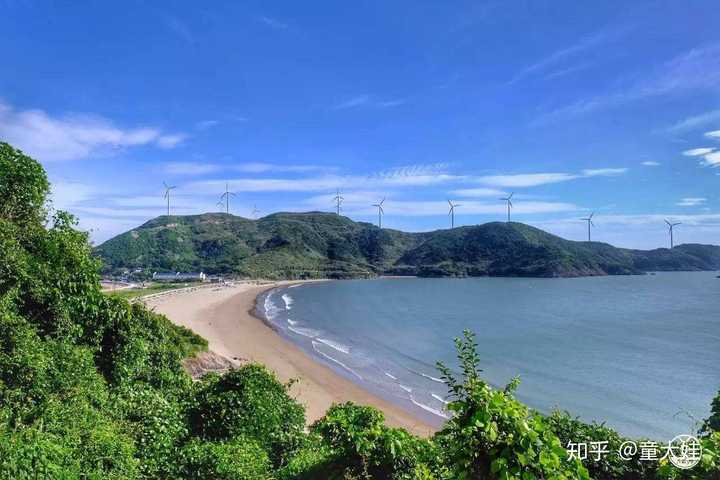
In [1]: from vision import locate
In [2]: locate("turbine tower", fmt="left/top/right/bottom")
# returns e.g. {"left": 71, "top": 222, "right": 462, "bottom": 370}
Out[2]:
{"left": 162, "top": 182, "right": 177, "bottom": 216}
{"left": 581, "top": 212, "right": 595, "bottom": 242}
{"left": 500, "top": 192, "right": 514, "bottom": 222}
{"left": 251, "top": 204, "right": 260, "bottom": 219}
{"left": 333, "top": 188, "right": 344, "bottom": 215}
{"left": 372, "top": 198, "right": 385, "bottom": 228}
{"left": 665, "top": 219, "right": 681, "bottom": 249}
{"left": 219, "top": 182, "right": 236, "bottom": 214}
{"left": 448, "top": 200, "right": 461, "bottom": 228}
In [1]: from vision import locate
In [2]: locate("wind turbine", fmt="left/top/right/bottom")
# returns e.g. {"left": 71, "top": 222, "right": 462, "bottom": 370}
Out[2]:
{"left": 162, "top": 182, "right": 177, "bottom": 216}
{"left": 581, "top": 212, "right": 595, "bottom": 242}
{"left": 448, "top": 200, "right": 461, "bottom": 228}
{"left": 219, "top": 182, "right": 236, "bottom": 214}
{"left": 251, "top": 204, "right": 260, "bottom": 219}
{"left": 372, "top": 198, "right": 385, "bottom": 228}
{"left": 500, "top": 192, "right": 514, "bottom": 222}
{"left": 333, "top": 188, "right": 344, "bottom": 215}
{"left": 665, "top": 219, "right": 681, "bottom": 249}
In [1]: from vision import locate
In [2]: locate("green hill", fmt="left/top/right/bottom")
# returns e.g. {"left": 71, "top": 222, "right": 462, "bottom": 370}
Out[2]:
{"left": 95, "top": 213, "right": 720, "bottom": 279}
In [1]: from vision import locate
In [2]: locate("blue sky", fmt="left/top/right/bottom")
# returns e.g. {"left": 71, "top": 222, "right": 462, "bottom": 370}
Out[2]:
{"left": 1, "top": 0, "right": 719, "bottom": 248}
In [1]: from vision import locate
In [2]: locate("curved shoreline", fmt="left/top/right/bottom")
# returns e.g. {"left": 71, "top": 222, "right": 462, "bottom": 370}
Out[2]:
{"left": 145, "top": 281, "right": 436, "bottom": 437}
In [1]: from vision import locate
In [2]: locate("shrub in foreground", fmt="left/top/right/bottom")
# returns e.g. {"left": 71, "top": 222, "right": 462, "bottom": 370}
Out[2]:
{"left": 189, "top": 364, "right": 305, "bottom": 466}
{"left": 435, "top": 330, "right": 590, "bottom": 480}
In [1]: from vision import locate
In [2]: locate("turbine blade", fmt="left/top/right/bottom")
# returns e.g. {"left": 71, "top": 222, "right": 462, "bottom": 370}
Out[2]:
{"left": 508, "top": 192, "right": 514, "bottom": 199}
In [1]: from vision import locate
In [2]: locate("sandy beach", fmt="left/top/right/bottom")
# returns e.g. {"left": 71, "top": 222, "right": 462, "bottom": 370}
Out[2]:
{"left": 145, "top": 282, "right": 436, "bottom": 437}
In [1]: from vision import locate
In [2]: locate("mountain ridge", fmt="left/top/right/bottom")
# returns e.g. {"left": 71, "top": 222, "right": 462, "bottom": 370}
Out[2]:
{"left": 94, "top": 212, "right": 720, "bottom": 279}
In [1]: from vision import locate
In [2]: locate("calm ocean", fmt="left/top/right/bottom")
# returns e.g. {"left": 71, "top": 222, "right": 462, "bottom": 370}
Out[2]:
{"left": 256, "top": 272, "right": 720, "bottom": 440}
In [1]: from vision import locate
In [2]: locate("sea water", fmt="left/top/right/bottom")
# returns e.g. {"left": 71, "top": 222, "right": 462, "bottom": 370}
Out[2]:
{"left": 256, "top": 272, "right": 720, "bottom": 439}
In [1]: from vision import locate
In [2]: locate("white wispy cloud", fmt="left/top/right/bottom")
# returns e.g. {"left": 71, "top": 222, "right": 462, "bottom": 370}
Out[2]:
{"left": 475, "top": 168, "right": 627, "bottom": 188}
{"left": 582, "top": 168, "right": 628, "bottom": 177}
{"left": 450, "top": 188, "right": 507, "bottom": 198}
{"left": 164, "top": 162, "right": 221, "bottom": 175}
{"left": 682, "top": 147, "right": 715, "bottom": 156}
{"left": 331, "top": 94, "right": 405, "bottom": 110}
{"left": 162, "top": 161, "right": 330, "bottom": 175}
{"left": 701, "top": 151, "right": 720, "bottom": 167}
{"left": 258, "top": 16, "right": 289, "bottom": 30}
{"left": 196, "top": 120, "right": 219, "bottom": 130}
{"left": 332, "top": 95, "right": 371, "bottom": 110}
{"left": 49, "top": 180, "right": 99, "bottom": 211}
{"left": 156, "top": 134, "right": 187, "bottom": 149}
{"left": 641, "top": 161, "right": 660, "bottom": 166}
{"left": 0, "top": 101, "right": 186, "bottom": 161}
{"left": 509, "top": 27, "right": 625, "bottom": 84}
{"left": 681, "top": 147, "right": 720, "bottom": 167}
{"left": 475, "top": 173, "right": 577, "bottom": 188}
{"left": 535, "top": 43, "right": 720, "bottom": 124}
{"left": 677, "top": 197, "right": 707, "bottom": 207}
{"left": 297, "top": 198, "right": 578, "bottom": 217}
{"left": 705, "top": 130, "right": 720, "bottom": 139}
{"left": 665, "top": 109, "right": 720, "bottom": 133}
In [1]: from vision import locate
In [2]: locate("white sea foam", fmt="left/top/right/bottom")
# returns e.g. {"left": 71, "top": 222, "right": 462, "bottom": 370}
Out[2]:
{"left": 418, "top": 372, "right": 444, "bottom": 383}
{"left": 384, "top": 372, "right": 398, "bottom": 380}
{"left": 431, "top": 393, "right": 449, "bottom": 405}
{"left": 287, "top": 318, "right": 298, "bottom": 326}
{"left": 288, "top": 326, "right": 321, "bottom": 338}
{"left": 281, "top": 293, "right": 293, "bottom": 310}
{"left": 312, "top": 341, "right": 363, "bottom": 380}
{"left": 316, "top": 338, "right": 350, "bottom": 354}
{"left": 263, "top": 294, "right": 280, "bottom": 320}
{"left": 288, "top": 283, "right": 302, "bottom": 288}
{"left": 410, "top": 396, "right": 450, "bottom": 419}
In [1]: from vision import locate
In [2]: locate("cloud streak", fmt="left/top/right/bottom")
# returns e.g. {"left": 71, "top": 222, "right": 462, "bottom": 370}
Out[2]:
{"left": 535, "top": 43, "right": 720, "bottom": 124}
{"left": 0, "top": 101, "right": 186, "bottom": 161}
{"left": 475, "top": 168, "right": 627, "bottom": 188}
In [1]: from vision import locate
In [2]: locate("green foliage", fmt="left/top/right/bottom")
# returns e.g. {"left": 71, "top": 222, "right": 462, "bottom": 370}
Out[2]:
{"left": 702, "top": 390, "right": 720, "bottom": 434}
{"left": 310, "top": 402, "right": 443, "bottom": 480}
{"left": 111, "top": 385, "right": 189, "bottom": 478}
{"left": 435, "top": 330, "right": 590, "bottom": 480}
{"left": 275, "top": 434, "right": 336, "bottom": 480}
{"left": 656, "top": 432, "right": 719, "bottom": 480}
{"left": 0, "top": 142, "right": 49, "bottom": 226}
{"left": 179, "top": 438, "right": 273, "bottom": 480}
{"left": 189, "top": 364, "right": 306, "bottom": 465}
{"left": 545, "top": 411, "right": 656, "bottom": 480}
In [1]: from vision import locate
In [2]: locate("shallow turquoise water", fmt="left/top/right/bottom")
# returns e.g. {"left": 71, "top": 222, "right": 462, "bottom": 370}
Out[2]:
{"left": 258, "top": 272, "right": 720, "bottom": 440}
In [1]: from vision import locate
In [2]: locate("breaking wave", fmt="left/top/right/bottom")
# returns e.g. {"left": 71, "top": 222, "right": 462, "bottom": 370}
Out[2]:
{"left": 288, "top": 326, "right": 321, "bottom": 338}
{"left": 410, "top": 396, "right": 450, "bottom": 419}
{"left": 312, "top": 341, "right": 363, "bottom": 380}
{"left": 316, "top": 338, "right": 350, "bottom": 354}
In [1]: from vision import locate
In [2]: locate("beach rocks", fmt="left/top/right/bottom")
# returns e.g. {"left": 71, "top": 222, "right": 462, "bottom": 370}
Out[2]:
{"left": 183, "top": 350, "right": 243, "bottom": 379}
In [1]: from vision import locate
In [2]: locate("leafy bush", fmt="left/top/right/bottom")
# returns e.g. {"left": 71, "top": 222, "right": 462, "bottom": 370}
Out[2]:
{"left": 189, "top": 364, "right": 305, "bottom": 465}
{"left": 703, "top": 390, "right": 720, "bottom": 434}
{"left": 546, "top": 410, "right": 656, "bottom": 480}
{"left": 179, "top": 438, "right": 273, "bottom": 480}
{"left": 310, "top": 402, "right": 442, "bottom": 480}
{"left": 111, "top": 385, "right": 190, "bottom": 478}
{"left": 435, "top": 330, "right": 590, "bottom": 480}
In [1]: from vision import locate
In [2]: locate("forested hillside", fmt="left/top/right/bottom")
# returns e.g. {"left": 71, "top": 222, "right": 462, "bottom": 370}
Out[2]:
{"left": 95, "top": 212, "right": 720, "bottom": 279}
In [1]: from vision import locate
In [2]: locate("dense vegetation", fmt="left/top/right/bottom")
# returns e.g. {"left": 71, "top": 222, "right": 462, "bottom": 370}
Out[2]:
{"left": 1, "top": 141, "right": 718, "bottom": 479}
{"left": 95, "top": 212, "right": 720, "bottom": 280}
